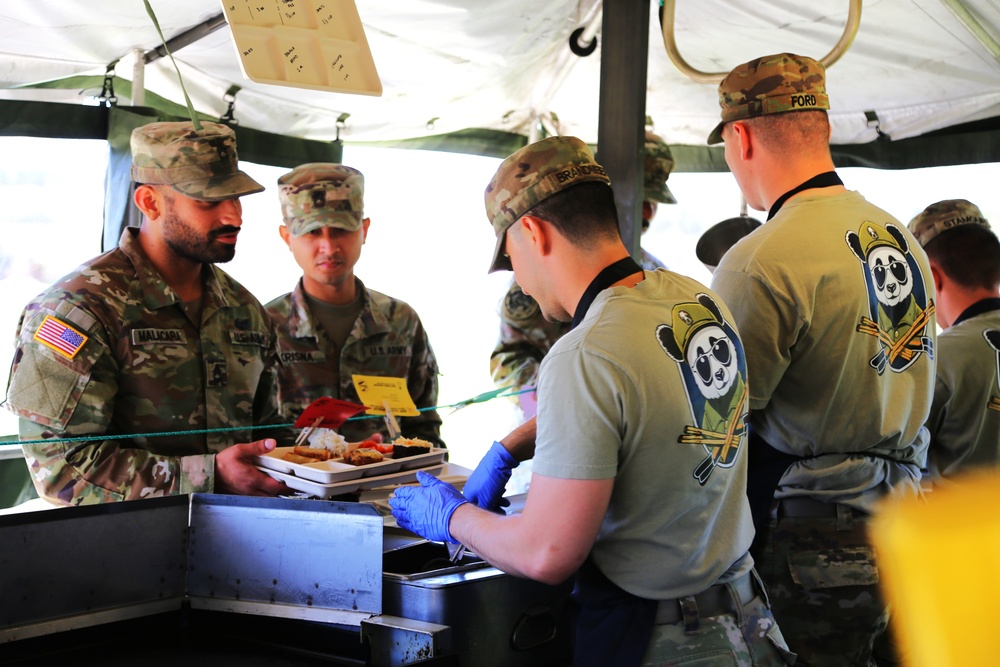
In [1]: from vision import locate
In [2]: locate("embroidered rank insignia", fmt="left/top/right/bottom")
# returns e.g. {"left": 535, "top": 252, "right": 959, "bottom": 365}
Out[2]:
{"left": 34, "top": 315, "right": 88, "bottom": 359}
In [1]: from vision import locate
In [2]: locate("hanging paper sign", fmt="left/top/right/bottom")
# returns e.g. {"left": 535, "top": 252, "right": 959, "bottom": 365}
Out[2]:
{"left": 351, "top": 375, "right": 419, "bottom": 416}
{"left": 220, "top": 0, "right": 382, "bottom": 96}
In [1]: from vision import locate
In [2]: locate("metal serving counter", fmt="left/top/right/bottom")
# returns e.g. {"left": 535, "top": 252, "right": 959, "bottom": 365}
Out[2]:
{"left": 0, "top": 492, "right": 572, "bottom": 666}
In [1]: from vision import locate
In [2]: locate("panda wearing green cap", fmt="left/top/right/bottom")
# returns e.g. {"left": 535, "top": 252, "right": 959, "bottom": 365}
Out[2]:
{"left": 847, "top": 220, "right": 935, "bottom": 375}
{"left": 656, "top": 293, "right": 748, "bottom": 485}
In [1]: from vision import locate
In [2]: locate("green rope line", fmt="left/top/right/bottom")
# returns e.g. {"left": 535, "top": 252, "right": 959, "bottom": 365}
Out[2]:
{"left": 142, "top": 0, "right": 202, "bottom": 131}
{"left": 13, "top": 386, "right": 536, "bottom": 446}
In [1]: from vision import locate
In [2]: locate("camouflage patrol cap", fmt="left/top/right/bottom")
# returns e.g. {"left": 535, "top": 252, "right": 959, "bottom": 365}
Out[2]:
{"left": 484, "top": 135, "right": 610, "bottom": 273}
{"left": 644, "top": 132, "right": 677, "bottom": 205}
{"left": 277, "top": 163, "right": 365, "bottom": 236}
{"left": 707, "top": 53, "right": 830, "bottom": 145}
{"left": 130, "top": 121, "right": 263, "bottom": 201}
{"left": 907, "top": 199, "right": 992, "bottom": 248}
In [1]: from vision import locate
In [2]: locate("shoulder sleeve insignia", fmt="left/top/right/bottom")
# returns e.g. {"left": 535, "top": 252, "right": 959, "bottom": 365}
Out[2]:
{"left": 33, "top": 314, "right": 88, "bottom": 359}
{"left": 502, "top": 284, "right": 541, "bottom": 323}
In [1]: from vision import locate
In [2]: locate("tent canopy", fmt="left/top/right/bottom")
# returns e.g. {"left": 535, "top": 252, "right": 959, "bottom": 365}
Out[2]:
{"left": 1, "top": 0, "right": 1000, "bottom": 169}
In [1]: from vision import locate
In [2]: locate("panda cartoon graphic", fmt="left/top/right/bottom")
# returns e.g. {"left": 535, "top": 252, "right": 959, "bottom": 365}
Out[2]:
{"left": 985, "top": 330, "right": 1000, "bottom": 412}
{"left": 656, "top": 293, "right": 748, "bottom": 485}
{"left": 846, "top": 220, "right": 935, "bottom": 375}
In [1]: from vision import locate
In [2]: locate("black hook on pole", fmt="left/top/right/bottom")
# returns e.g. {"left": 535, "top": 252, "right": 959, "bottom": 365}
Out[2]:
{"left": 569, "top": 27, "right": 597, "bottom": 56}
{"left": 219, "top": 85, "right": 241, "bottom": 126}
{"left": 99, "top": 60, "right": 119, "bottom": 108}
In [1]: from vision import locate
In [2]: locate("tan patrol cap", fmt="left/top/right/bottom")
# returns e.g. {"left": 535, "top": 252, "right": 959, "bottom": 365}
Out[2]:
{"left": 130, "top": 121, "right": 263, "bottom": 201}
{"left": 707, "top": 53, "right": 830, "bottom": 145}
{"left": 277, "top": 163, "right": 365, "bottom": 236}
{"left": 484, "top": 136, "right": 610, "bottom": 273}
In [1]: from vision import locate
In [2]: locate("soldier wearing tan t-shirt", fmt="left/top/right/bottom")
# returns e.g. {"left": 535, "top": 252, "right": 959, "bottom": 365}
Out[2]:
{"left": 908, "top": 199, "right": 1000, "bottom": 481}
{"left": 708, "top": 53, "right": 935, "bottom": 665}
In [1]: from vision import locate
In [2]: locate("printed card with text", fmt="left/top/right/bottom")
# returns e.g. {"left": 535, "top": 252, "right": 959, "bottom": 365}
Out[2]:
{"left": 351, "top": 375, "right": 420, "bottom": 416}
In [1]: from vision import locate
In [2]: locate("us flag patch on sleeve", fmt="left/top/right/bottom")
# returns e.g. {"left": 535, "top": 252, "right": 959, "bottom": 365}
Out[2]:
{"left": 34, "top": 315, "right": 88, "bottom": 359}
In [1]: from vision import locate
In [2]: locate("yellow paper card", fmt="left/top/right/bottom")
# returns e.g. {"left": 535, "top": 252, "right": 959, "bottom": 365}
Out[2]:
{"left": 351, "top": 375, "right": 419, "bottom": 416}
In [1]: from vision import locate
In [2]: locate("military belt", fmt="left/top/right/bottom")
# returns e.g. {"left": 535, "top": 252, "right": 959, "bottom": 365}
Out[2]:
{"left": 653, "top": 571, "right": 757, "bottom": 625}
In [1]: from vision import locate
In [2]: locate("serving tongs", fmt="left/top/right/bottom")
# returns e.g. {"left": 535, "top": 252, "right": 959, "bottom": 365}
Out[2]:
{"left": 447, "top": 542, "right": 467, "bottom": 564}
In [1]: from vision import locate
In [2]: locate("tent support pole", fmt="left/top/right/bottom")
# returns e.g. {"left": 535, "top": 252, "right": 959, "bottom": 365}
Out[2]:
{"left": 131, "top": 49, "right": 146, "bottom": 107}
{"left": 597, "top": 0, "right": 648, "bottom": 262}
{"left": 143, "top": 12, "right": 228, "bottom": 64}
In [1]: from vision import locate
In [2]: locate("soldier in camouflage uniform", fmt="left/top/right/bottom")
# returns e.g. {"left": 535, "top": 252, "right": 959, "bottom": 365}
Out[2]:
{"left": 490, "top": 132, "right": 676, "bottom": 419}
{"left": 908, "top": 200, "right": 1000, "bottom": 481}
{"left": 4, "top": 121, "right": 293, "bottom": 506}
{"left": 390, "top": 136, "right": 793, "bottom": 667}
{"left": 266, "top": 163, "right": 443, "bottom": 446}
{"left": 708, "top": 53, "right": 935, "bottom": 665}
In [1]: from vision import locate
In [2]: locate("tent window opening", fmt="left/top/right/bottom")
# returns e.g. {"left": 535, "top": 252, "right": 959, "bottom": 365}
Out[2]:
{"left": 0, "top": 136, "right": 108, "bottom": 437}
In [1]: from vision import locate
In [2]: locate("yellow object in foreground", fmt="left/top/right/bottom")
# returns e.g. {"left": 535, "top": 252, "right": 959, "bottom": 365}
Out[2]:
{"left": 869, "top": 470, "right": 1000, "bottom": 666}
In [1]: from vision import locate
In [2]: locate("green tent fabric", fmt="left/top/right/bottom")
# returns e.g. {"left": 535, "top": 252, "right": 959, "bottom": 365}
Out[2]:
{"left": 0, "top": 446, "right": 37, "bottom": 510}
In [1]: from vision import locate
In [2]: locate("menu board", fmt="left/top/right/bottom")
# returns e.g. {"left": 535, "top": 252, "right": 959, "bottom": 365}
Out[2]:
{"left": 220, "top": 0, "right": 382, "bottom": 95}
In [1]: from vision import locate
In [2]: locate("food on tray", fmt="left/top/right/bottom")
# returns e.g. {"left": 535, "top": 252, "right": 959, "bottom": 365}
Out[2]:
{"left": 307, "top": 428, "right": 350, "bottom": 457}
{"left": 281, "top": 452, "right": 317, "bottom": 465}
{"left": 282, "top": 444, "right": 334, "bottom": 463}
{"left": 283, "top": 428, "right": 351, "bottom": 463}
{"left": 362, "top": 438, "right": 394, "bottom": 455}
{"left": 392, "top": 437, "right": 433, "bottom": 459}
{"left": 343, "top": 448, "right": 384, "bottom": 466}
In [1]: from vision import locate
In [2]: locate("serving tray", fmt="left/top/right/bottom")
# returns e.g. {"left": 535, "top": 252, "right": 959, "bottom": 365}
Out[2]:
{"left": 255, "top": 446, "right": 447, "bottom": 484}
{"left": 258, "top": 463, "right": 445, "bottom": 499}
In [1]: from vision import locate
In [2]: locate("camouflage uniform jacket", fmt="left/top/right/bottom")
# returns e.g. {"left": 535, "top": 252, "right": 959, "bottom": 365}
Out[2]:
{"left": 490, "top": 249, "right": 666, "bottom": 390}
{"left": 266, "top": 279, "right": 444, "bottom": 446}
{"left": 4, "top": 228, "right": 291, "bottom": 506}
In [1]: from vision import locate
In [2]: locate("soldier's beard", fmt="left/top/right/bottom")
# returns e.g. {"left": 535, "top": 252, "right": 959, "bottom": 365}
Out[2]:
{"left": 163, "top": 212, "right": 238, "bottom": 264}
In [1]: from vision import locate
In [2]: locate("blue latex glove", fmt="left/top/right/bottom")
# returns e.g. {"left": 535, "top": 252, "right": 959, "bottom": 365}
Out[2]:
{"left": 389, "top": 470, "right": 469, "bottom": 544}
{"left": 462, "top": 441, "right": 519, "bottom": 512}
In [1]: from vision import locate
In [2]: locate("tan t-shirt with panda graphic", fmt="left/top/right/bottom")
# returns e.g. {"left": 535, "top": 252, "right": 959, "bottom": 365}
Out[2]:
{"left": 712, "top": 190, "right": 935, "bottom": 512}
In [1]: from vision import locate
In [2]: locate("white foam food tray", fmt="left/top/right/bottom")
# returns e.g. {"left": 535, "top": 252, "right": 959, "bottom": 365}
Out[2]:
{"left": 256, "top": 446, "right": 447, "bottom": 484}
{"left": 259, "top": 463, "right": 445, "bottom": 499}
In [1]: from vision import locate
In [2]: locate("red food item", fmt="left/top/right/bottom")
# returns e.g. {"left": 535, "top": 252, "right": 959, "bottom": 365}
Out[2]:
{"left": 370, "top": 441, "right": 394, "bottom": 455}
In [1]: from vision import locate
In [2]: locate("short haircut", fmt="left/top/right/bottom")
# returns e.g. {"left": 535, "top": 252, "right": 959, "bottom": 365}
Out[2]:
{"left": 525, "top": 180, "right": 621, "bottom": 246}
{"left": 925, "top": 225, "right": 1000, "bottom": 290}
{"left": 743, "top": 110, "right": 830, "bottom": 153}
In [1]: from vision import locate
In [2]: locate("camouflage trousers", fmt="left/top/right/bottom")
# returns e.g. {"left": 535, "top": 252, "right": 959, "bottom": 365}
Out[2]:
{"left": 752, "top": 501, "right": 897, "bottom": 666}
{"left": 639, "top": 575, "right": 796, "bottom": 666}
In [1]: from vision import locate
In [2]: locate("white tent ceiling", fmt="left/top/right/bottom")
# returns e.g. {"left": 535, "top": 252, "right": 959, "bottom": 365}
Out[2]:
{"left": 1, "top": 0, "right": 999, "bottom": 156}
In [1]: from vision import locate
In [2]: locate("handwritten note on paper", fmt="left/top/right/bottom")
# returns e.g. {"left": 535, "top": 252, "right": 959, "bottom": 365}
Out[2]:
{"left": 351, "top": 375, "right": 420, "bottom": 417}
